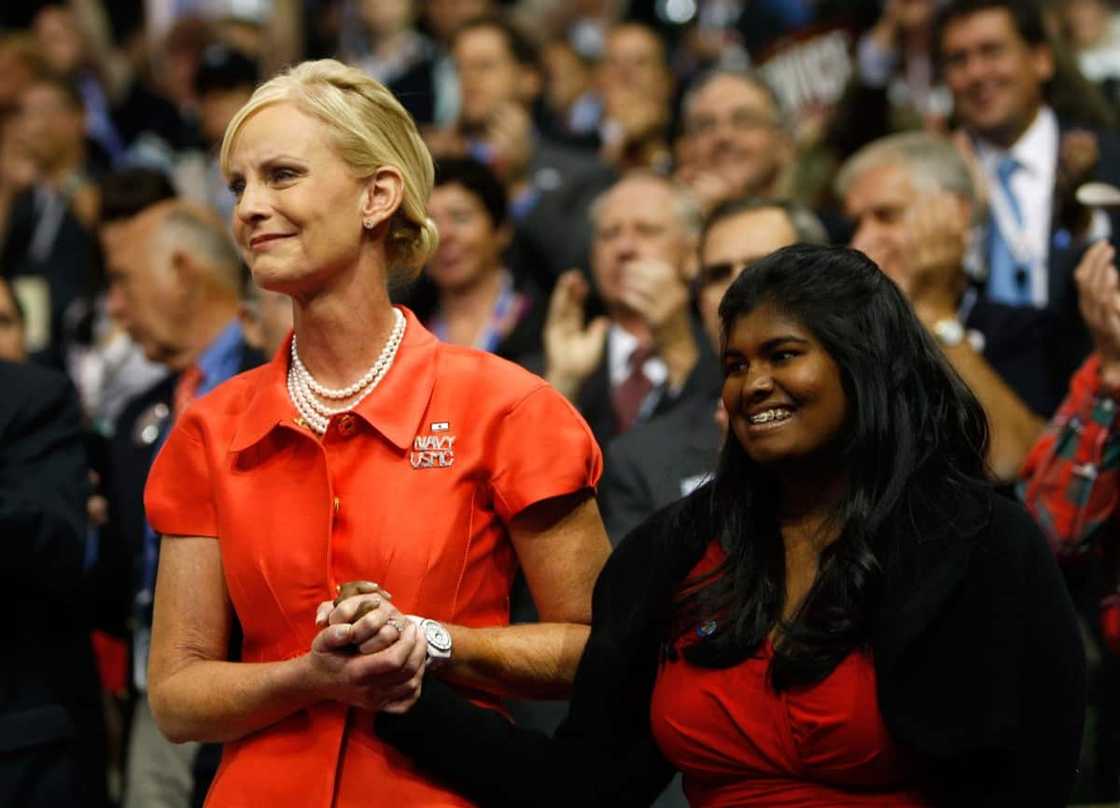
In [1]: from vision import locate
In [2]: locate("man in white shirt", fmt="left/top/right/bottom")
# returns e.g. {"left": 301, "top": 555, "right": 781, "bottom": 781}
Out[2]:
{"left": 937, "top": 0, "right": 1120, "bottom": 312}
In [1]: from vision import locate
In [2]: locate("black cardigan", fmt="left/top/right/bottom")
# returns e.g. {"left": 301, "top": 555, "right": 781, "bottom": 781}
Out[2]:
{"left": 378, "top": 485, "right": 1086, "bottom": 807}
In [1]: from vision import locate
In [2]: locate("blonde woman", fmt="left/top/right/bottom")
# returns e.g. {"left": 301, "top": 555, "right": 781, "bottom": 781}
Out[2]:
{"left": 143, "top": 59, "right": 611, "bottom": 807}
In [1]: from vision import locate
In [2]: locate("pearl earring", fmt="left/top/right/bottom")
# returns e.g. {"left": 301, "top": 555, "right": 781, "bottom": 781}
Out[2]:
{"left": 363, "top": 219, "right": 374, "bottom": 229}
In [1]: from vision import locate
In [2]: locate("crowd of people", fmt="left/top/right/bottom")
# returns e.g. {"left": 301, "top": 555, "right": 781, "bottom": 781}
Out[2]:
{"left": 2, "top": 0, "right": 1120, "bottom": 806}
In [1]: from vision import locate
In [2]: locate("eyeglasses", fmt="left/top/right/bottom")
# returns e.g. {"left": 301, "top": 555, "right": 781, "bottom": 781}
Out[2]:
{"left": 685, "top": 107, "right": 779, "bottom": 138}
{"left": 696, "top": 259, "right": 752, "bottom": 291}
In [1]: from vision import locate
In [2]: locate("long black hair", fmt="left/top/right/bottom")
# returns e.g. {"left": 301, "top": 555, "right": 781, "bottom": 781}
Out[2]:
{"left": 674, "top": 244, "right": 990, "bottom": 689}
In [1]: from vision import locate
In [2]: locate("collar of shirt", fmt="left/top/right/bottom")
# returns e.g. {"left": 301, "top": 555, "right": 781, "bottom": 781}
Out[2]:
{"left": 228, "top": 306, "right": 438, "bottom": 452}
{"left": 974, "top": 105, "right": 1057, "bottom": 183}
{"left": 608, "top": 322, "right": 667, "bottom": 389}
{"left": 195, "top": 319, "right": 245, "bottom": 397}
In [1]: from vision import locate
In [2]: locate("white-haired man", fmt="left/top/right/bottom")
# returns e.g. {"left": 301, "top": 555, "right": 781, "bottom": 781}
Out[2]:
{"left": 838, "top": 131, "right": 1052, "bottom": 480}
{"left": 543, "top": 172, "right": 717, "bottom": 450}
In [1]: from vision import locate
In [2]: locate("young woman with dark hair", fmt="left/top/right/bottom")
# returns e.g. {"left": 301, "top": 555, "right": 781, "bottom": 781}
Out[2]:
{"left": 374, "top": 243, "right": 1085, "bottom": 806}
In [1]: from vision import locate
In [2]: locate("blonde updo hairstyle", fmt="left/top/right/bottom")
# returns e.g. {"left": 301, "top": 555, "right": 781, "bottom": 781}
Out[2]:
{"left": 220, "top": 59, "right": 438, "bottom": 284}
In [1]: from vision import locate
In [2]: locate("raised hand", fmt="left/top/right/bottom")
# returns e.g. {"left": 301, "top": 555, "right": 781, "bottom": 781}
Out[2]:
{"left": 1075, "top": 241, "right": 1120, "bottom": 379}
{"left": 544, "top": 270, "right": 609, "bottom": 401}
{"left": 485, "top": 103, "right": 533, "bottom": 183}
{"left": 1059, "top": 129, "right": 1100, "bottom": 192}
{"left": 618, "top": 257, "right": 691, "bottom": 335}
{"left": 620, "top": 257, "right": 698, "bottom": 389}
{"left": 674, "top": 164, "right": 738, "bottom": 216}
{"left": 902, "top": 191, "right": 970, "bottom": 320}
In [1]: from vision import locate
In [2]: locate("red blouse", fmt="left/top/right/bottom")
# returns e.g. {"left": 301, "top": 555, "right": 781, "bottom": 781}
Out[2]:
{"left": 144, "top": 308, "right": 602, "bottom": 807}
{"left": 650, "top": 542, "right": 929, "bottom": 807}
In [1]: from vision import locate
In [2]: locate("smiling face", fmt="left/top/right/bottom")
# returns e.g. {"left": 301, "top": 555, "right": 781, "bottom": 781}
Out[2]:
{"left": 602, "top": 24, "right": 669, "bottom": 101}
{"left": 427, "top": 181, "right": 507, "bottom": 291}
{"left": 940, "top": 8, "right": 1053, "bottom": 147}
{"left": 453, "top": 26, "right": 535, "bottom": 130}
{"left": 721, "top": 303, "right": 848, "bottom": 470}
{"left": 226, "top": 103, "right": 370, "bottom": 295}
{"left": 683, "top": 75, "right": 790, "bottom": 198}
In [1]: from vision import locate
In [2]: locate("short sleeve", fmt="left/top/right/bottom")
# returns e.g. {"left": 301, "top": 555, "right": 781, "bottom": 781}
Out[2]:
{"left": 144, "top": 416, "right": 220, "bottom": 538}
{"left": 489, "top": 385, "right": 602, "bottom": 522}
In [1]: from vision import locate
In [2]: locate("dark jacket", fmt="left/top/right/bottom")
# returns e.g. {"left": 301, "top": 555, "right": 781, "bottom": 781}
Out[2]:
{"left": 379, "top": 484, "right": 1085, "bottom": 807}
{"left": 599, "top": 394, "right": 721, "bottom": 544}
{"left": 0, "top": 361, "right": 107, "bottom": 807}
{"left": 576, "top": 318, "right": 722, "bottom": 452}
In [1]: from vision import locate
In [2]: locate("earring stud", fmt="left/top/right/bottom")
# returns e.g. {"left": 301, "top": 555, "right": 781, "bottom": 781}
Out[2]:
{"left": 363, "top": 219, "right": 373, "bottom": 229}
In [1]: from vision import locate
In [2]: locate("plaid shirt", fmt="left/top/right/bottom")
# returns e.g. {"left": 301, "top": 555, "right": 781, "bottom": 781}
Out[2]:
{"left": 1019, "top": 353, "right": 1120, "bottom": 555}
{"left": 1020, "top": 353, "right": 1120, "bottom": 654}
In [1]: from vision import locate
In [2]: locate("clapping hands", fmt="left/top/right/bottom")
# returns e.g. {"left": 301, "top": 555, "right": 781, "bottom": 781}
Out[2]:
{"left": 307, "top": 581, "right": 427, "bottom": 714}
{"left": 544, "top": 270, "right": 610, "bottom": 401}
{"left": 1075, "top": 241, "right": 1120, "bottom": 388}
{"left": 901, "top": 191, "right": 971, "bottom": 320}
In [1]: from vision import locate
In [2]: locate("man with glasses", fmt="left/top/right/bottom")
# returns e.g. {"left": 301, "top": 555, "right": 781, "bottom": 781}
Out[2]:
{"left": 675, "top": 70, "right": 794, "bottom": 216}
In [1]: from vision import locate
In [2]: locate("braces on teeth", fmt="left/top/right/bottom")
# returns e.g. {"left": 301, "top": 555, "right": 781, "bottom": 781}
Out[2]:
{"left": 751, "top": 410, "right": 791, "bottom": 424}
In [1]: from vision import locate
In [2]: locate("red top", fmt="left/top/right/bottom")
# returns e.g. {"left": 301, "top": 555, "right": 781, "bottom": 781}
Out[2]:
{"left": 144, "top": 307, "right": 602, "bottom": 808}
{"left": 650, "top": 541, "right": 929, "bottom": 807}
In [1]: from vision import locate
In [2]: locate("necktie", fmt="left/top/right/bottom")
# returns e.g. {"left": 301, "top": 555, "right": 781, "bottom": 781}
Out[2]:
{"left": 986, "top": 156, "right": 1032, "bottom": 306}
{"left": 172, "top": 365, "right": 203, "bottom": 421}
{"left": 613, "top": 345, "right": 654, "bottom": 433}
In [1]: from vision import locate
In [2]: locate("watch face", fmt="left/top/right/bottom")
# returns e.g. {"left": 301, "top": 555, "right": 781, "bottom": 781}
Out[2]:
{"left": 423, "top": 619, "right": 453, "bottom": 653}
{"left": 933, "top": 319, "right": 964, "bottom": 346}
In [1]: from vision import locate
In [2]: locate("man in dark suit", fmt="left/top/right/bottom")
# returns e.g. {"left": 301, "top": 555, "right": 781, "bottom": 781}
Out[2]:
{"left": 839, "top": 131, "right": 1057, "bottom": 479}
{"left": 599, "top": 199, "right": 827, "bottom": 543}
{"left": 542, "top": 172, "right": 719, "bottom": 452}
{"left": 936, "top": 0, "right": 1120, "bottom": 378}
{"left": 0, "top": 360, "right": 107, "bottom": 807}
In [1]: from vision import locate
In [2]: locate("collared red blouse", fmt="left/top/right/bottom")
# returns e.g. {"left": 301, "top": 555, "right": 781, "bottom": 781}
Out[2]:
{"left": 144, "top": 307, "right": 602, "bottom": 807}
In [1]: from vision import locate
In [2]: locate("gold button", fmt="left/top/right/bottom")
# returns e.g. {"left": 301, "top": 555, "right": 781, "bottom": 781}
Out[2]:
{"left": 293, "top": 416, "right": 306, "bottom": 428}
{"left": 332, "top": 496, "right": 341, "bottom": 513}
{"left": 337, "top": 414, "right": 356, "bottom": 436}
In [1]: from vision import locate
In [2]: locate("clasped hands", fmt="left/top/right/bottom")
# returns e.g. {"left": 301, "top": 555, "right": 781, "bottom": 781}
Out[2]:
{"left": 306, "top": 581, "right": 427, "bottom": 715}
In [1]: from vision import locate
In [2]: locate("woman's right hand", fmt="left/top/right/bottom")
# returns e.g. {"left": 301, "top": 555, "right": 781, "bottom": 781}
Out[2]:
{"left": 305, "top": 598, "right": 427, "bottom": 713}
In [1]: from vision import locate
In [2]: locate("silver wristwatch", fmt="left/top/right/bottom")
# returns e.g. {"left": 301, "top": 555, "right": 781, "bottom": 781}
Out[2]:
{"left": 406, "top": 615, "right": 453, "bottom": 669}
{"left": 931, "top": 318, "right": 965, "bottom": 347}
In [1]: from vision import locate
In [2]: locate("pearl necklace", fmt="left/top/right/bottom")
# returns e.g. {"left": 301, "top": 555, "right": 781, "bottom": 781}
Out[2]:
{"left": 288, "top": 308, "right": 406, "bottom": 434}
